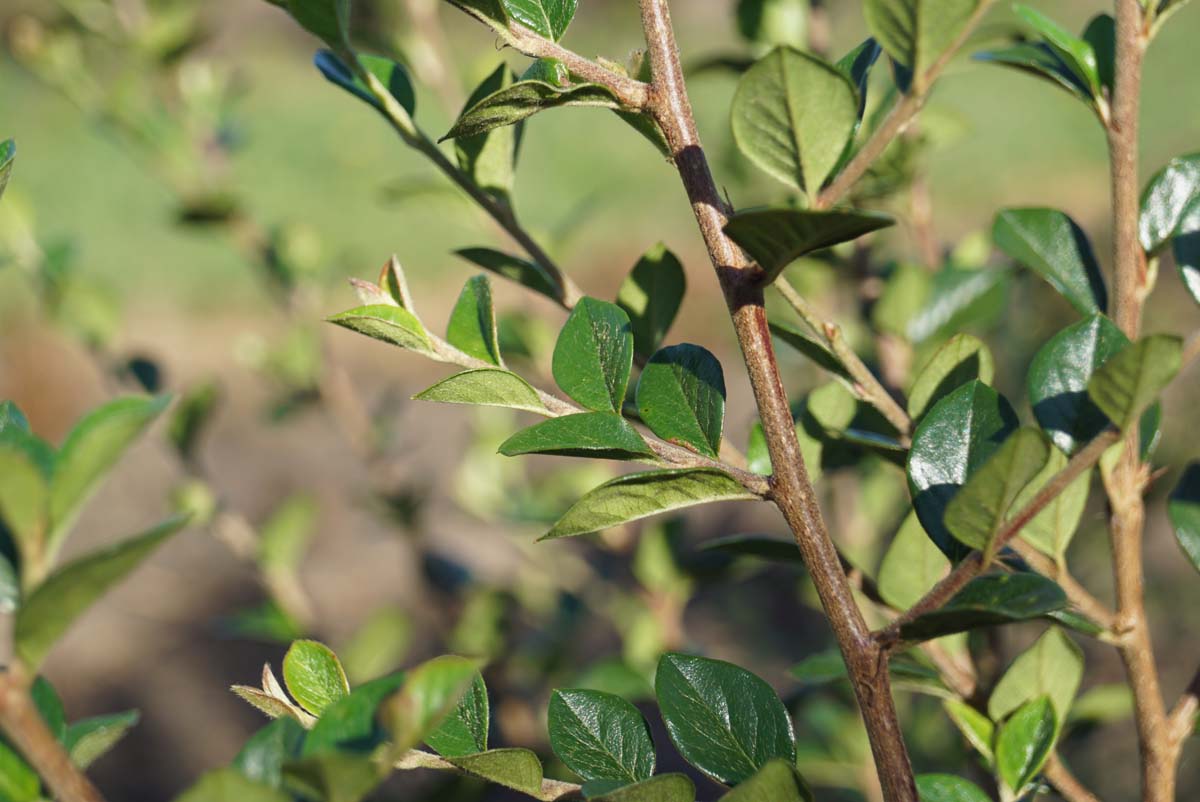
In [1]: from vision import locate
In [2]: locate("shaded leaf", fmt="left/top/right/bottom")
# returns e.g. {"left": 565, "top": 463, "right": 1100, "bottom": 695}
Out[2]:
{"left": 636, "top": 345, "right": 726, "bottom": 458}
{"left": 1087, "top": 334, "right": 1182, "bottom": 430}
{"left": 282, "top": 751, "right": 383, "bottom": 802}
{"left": 302, "top": 671, "right": 406, "bottom": 757}
{"left": 701, "top": 533, "right": 804, "bottom": 564}
{"left": 899, "top": 573, "right": 1067, "bottom": 641}
{"left": 1013, "top": 5, "right": 1100, "bottom": 97}
{"left": 175, "top": 769, "right": 291, "bottom": 802}
{"left": 717, "top": 759, "right": 813, "bottom": 802}
{"left": 456, "top": 66, "right": 521, "bottom": 205}
{"left": 907, "top": 334, "right": 995, "bottom": 420}
{"left": 552, "top": 298, "right": 633, "bottom": 413}
{"left": 500, "top": 413, "right": 653, "bottom": 460}
{"left": 724, "top": 207, "right": 894, "bottom": 283}
{"left": 769, "top": 322, "right": 854, "bottom": 383}
{"left": 586, "top": 773, "right": 695, "bottom": 801}
{"left": 993, "top": 208, "right": 1106, "bottom": 315}
{"left": 448, "top": 275, "right": 503, "bottom": 366}
{"left": 0, "top": 444, "right": 49, "bottom": 566}
{"left": 327, "top": 305, "right": 434, "bottom": 355}
{"left": 915, "top": 774, "right": 991, "bottom": 802}
{"left": 443, "top": 80, "right": 620, "bottom": 141}
{"left": 234, "top": 718, "right": 306, "bottom": 788}
{"left": 314, "top": 51, "right": 416, "bottom": 119}
{"left": 548, "top": 689, "right": 655, "bottom": 783}
{"left": 995, "top": 696, "right": 1057, "bottom": 795}
{"left": 616, "top": 244, "right": 686, "bottom": 358}
{"left": 737, "top": 0, "right": 808, "bottom": 48}
{"left": 943, "top": 699, "right": 994, "bottom": 764}
{"left": 426, "top": 672, "right": 489, "bottom": 757}
{"left": 974, "top": 42, "right": 1093, "bottom": 105}
{"left": 989, "top": 627, "right": 1083, "bottom": 723}
{"left": 383, "top": 655, "right": 481, "bottom": 754}
{"left": 414, "top": 369, "right": 550, "bottom": 415}
{"left": 456, "top": 247, "right": 560, "bottom": 302}
{"left": 1013, "top": 445, "right": 1090, "bottom": 562}
{"left": 878, "top": 511, "right": 950, "bottom": 610}
{"left": 283, "top": 640, "right": 350, "bottom": 718}
{"left": 1169, "top": 464, "right": 1200, "bottom": 575}
{"left": 864, "top": 0, "right": 981, "bottom": 90}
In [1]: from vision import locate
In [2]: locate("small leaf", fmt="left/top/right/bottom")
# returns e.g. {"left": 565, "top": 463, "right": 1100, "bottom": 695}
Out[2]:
{"left": 65, "top": 710, "right": 140, "bottom": 770}
{"left": 0, "top": 444, "right": 49, "bottom": 567}
{"left": 444, "top": 0, "right": 509, "bottom": 37}
{"left": 414, "top": 369, "right": 550, "bottom": 415}
{"left": 1013, "top": 446, "right": 1091, "bottom": 562}
{"left": 907, "top": 334, "right": 995, "bottom": 420}
{"left": 724, "top": 207, "right": 894, "bottom": 283}
{"left": 914, "top": 774, "right": 991, "bottom": 802}
{"left": 314, "top": 51, "right": 416, "bottom": 118}
{"left": 769, "top": 322, "right": 854, "bottom": 383}
{"left": 974, "top": 42, "right": 1094, "bottom": 105}
{"left": 339, "top": 608, "right": 412, "bottom": 685}
{"left": 328, "top": 305, "right": 434, "bottom": 355}
{"left": 552, "top": 298, "right": 634, "bottom": 413}
{"left": 616, "top": 244, "right": 686, "bottom": 358}
{"left": 302, "top": 671, "right": 407, "bottom": 756}
{"left": 280, "top": 751, "right": 383, "bottom": 802}
{"left": 864, "top": 0, "right": 982, "bottom": 90}
{"left": 989, "top": 627, "right": 1083, "bottom": 723}
{"left": 1013, "top": 5, "right": 1101, "bottom": 97}
{"left": 836, "top": 38, "right": 883, "bottom": 120}
{"left": 548, "top": 689, "right": 655, "bottom": 783}
{"left": 272, "top": 0, "right": 349, "bottom": 47}
{"left": 1175, "top": 218, "right": 1200, "bottom": 307}
{"left": 942, "top": 699, "right": 994, "bottom": 764}
{"left": 899, "top": 573, "right": 1067, "bottom": 641}
{"left": 502, "top": 0, "right": 578, "bottom": 40}
{"left": 447, "top": 275, "right": 503, "bottom": 366}
{"left": 701, "top": 533, "right": 804, "bottom": 564}
{"left": 586, "top": 774, "right": 695, "bottom": 801}
{"left": 425, "top": 671, "right": 489, "bottom": 757}
{"left": 655, "top": 653, "right": 795, "bottom": 786}
{"left": 0, "top": 741, "right": 38, "bottom": 802}
{"left": 446, "top": 748, "right": 544, "bottom": 796}
{"left": 0, "top": 139, "right": 15, "bottom": 202}
{"left": 1082, "top": 14, "right": 1115, "bottom": 95}
{"left": 730, "top": 46, "right": 859, "bottom": 194}
{"left": 234, "top": 718, "right": 306, "bottom": 788}
{"left": 443, "top": 80, "right": 620, "bottom": 141}
{"left": 1169, "top": 464, "right": 1200, "bottom": 575}
{"left": 1087, "top": 335, "right": 1182, "bottom": 430}
{"left": 456, "top": 65, "right": 521, "bottom": 205}
{"left": 455, "top": 247, "right": 560, "bottom": 302}
{"left": 737, "top": 0, "right": 808, "bottom": 48}
{"left": 906, "top": 267, "right": 1010, "bottom": 344}
{"left": 542, "top": 468, "right": 758, "bottom": 540}
{"left": 174, "top": 768, "right": 291, "bottom": 802}
{"left": 878, "top": 511, "right": 950, "bottom": 610}
{"left": 944, "top": 428, "right": 1051, "bottom": 554}
{"left": 282, "top": 640, "right": 350, "bottom": 718}
{"left": 168, "top": 381, "right": 220, "bottom": 462}
{"left": 499, "top": 413, "right": 653, "bottom": 460}
{"left": 258, "top": 495, "right": 317, "bottom": 577}
{"left": 636, "top": 345, "right": 726, "bottom": 458}
{"left": 1139, "top": 153, "right": 1200, "bottom": 253}
{"left": 382, "top": 655, "right": 481, "bottom": 754}
{"left": 993, "top": 208, "right": 1107, "bottom": 315}
{"left": 717, "top": 759, "right": 813, "bottom": 802}
{"left": 31, "top": 676, "right": 65, "bottom": 741}
{"left": 995, "top": 696, "right": 1057, "bottom": 795}
{"left": 15, "top": 516, "right": 187, "bottom": 669}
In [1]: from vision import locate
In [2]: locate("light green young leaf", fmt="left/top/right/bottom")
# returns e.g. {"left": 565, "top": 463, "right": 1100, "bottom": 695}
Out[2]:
{"left": 456, "top": 247, "right": 561, "bottom": 302}
{"left": 16, "top": 515, "right": 188, "bottom": 669}
{"left": 1087, "top": 335, "right": 1182, "bottom": 430}
{"left": 878, "top": 511, "right": 950, "bottom": 611}
{"left": 0, "top": 741, "right": 38, "bottom": 802}
{"left": 717, "top": 759, "right": 814, "bottom": 802}
{"left": 586, "top": 774, "right": 695, "bottom": 801}
{"left": 1139, "top": 152, "right": 1200, "bottom": 252}
{"left": 414, "top": 369, "right": 550, "bottom": 415}
{"left": 502, "top": 0, "right": 578, "bottom": 40}
{"left": 282, "top": 640, "right": 350, "bottom": 718}
{"left": 942, "top": 699, "right": 994, "bottom": 764}
{"left": 636, "top": 345, "right": 726, "bottom": 458}
{"left": 1013, "top": 445, "right": 1090, "bottom": 562}
{"left": 914, "top": 774, "right": 991, "bottom": 802}
{"left": 174, "top": 768, "right": 291, "bottom": 802}
{"left": 552, "top": 298, "right": 634, "bottom": 413}
{"left": 898, "top": 573, "right": 1067, "bottom": 641}
{"left": 383, "top": 655, "right": 482, "bottom": 754}
{"left": 737, "top": 0, "right": 808, "bottom": 48}
{"left": 863, "top": 0, "right": 981, "bottom": 91}
{"left": 339, "top": 608, "right": 412, "bottom": 685}
{"left": 425, "top": 671, "right": 489, "bottom": 757}
{"left": 993, "top": 208, "right": 1107, "bottom": 315}
{"left": 1013, "top": 5, "right": 1101, "bottom": 97}
{"left": 542, "top": 468, "right": 758, "bottom": 540}
{"left": 446, "top": 749, "right": 545, "bottom": 796}
{"left": 327, "top": 305, "right": 434, "bottom": 355}
{"left": 314, "top": 51, "right": 416, "bottom": 119}
{"left": 989, "top": 627, "right": 1083, "bottom": 723}
{"left": 616, "top": 244, "right": 686, "bottom": 359}
{"left": 548, "top": 689, "right": 655, "bottom": 784}
{"left": 907, "top": 334, "right": 995, "bottom": 420}
{"left": 258, "top": 495, "right": 318, "bottom": 576}
{"left": 65, "top": 710, "right": 140, "bottom": 770}
{"left": 0, "top": 139, "right": 14, "bottom": 203}
{"left": 0, "top": 444, "right": 49, "bottom": 566}
{"left": 723, "top": 207, "right": 894, "bottom": 284}
{"left": 730, "top": 47, "right": 859, "bottom": 194}
{"left": 443, "top": 80, "right": 620, "bottom": 142}
{"left": 1169, "top": 464, "right": 1200, "bottom": 575}
{"left": 995, "top": 696, "right": 1057, "bottom": 796}
{"left": 447, "top": 275, "right": 503, "bottom": 366}
{"left": 499, "top": 413, "right": 654, "bottom": 460}
{"left": 457, "top": 66, "right": 521, "bottom": 205}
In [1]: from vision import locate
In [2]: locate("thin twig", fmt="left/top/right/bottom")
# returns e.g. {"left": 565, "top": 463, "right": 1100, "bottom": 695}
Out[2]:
{"left": 1008, "top": 540, "right": 1116, "bottom": 633}
{"left": 508, "top": 24, "right": 650, "bottom": 109}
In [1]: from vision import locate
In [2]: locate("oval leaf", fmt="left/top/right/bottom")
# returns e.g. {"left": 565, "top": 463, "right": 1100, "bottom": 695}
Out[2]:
{"left": 302, "top": 671, "right": 407, "bottom": 757}
{"left": 499, "top": 412, "right": 653, "bottom": 460}
{"left": 898, "top": 573, "right": 1067, "bottom": 642}
{"left": 988, "top": 627, "right": 1083, "bottom": 723}
{"left": 1087, "top": 334, "right": 1182, "bottom": 431}
{"left": 382, "top": 655, "right": 482, "bottom": 754}
{"left": 993, "top": 208, "right": 1107, "bottom": 315}
{"left": 282, "top": 640, "right": 350, "bottom": 718}
{"left": 446, "top": 748, "right": 544, "bottom": 797}
{"left": 552, "top": 298, "right": 634, "bottom": 413}
{"left": 636, "top": 344, "right": 726, "bottom": 458}
{"left": 864, "top": 0, "right": 981, "bottom": 90}
{"left": 586, "top": 773, "right": 695, "bottom": 802}
{"left": 914, "top": 774, "right": 991, "bottom": 802}
{"left": 1012, "top": 445, "right": 1090, "bottom": 562}
{"left": 426, "top": 672, "right": 489, "bottom": 757}
{"left": 443, "top": 80, "right": 619, "bottom": 141}
{"left": 878, "top": 511, "right": 950, "bottom": 610}
{"left": 548, "top": 689, "right": 655, "bottom": 784}
{"left": 907, "top": 334, "right": 995, "bottom": 420}
{"left": 1140, "top": 152, "right": 1200, "bottom": 253}
{"left": 724, "top": 207, "right": 894, "bottom": 284}
{"left": 456, "top": 248, "right": 560, "bottom": 302}
{"left": 447, "top": 275, "right": 503, "bottom": 366}
{"left": 995, "top": 696, "right": 1057, "bottom": 795}
{"left": 314, "top": 51, "right": 415, "bottom": 118}
{"left": 328, "top": 305, "right": 434, "bottom": 355}
{"left": 718, "top": 759, "right": 813, "bottom": 802}
{"left": 456, "top": 65, "right": 520, "bottom": 205}
{"left": 414, "top": 369, "right": 550, "bottom": 416}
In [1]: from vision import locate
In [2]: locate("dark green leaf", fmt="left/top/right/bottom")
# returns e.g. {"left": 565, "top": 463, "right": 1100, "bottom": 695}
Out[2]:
{"left": 0, "top": 139, "right": 14, "bottom": 203}
{"left": 443, "top": 80, "right": 619, "bottom": 141}
{"left": 447, "top": 275, "right": 503, "bottom": 366}
{"left": 235, "top": 718, "right": 306, "bottom": 788}
{"left": 542, "top": 469, "right": 757, "bottom": 540}
{"left": 724, "top": 207, "right": 894, "bottom": 283}
{"left": 314, "top": 51, "right": 416, "bottom": 118}
{"left": 499, "top": 412, "right": 653, "bottom": 460}
{"left": 636, "top": 345, "right": 726, "bottom": 458}
{"left": 878, "top": 511, "right": 950, "bottom": 610}
{"left": 327, "top": 305, "right": 434, "bottom": 355}
{"left": 1087, "top": 335, "right": 1182, "bottom": 430}
{"left": 769, "top": 322, "right": 853, "bottom": 383}
{"left": 552, "top": 298, "right": 634, "bottom": 413}
{"left": 988, "top": 627, "right": 1082, "bottom": 723}
{"left": 586, "top": 774, "right": 695, "bottom": 801}
{"left": 1175, "top": 216, "right": 1200, "bottom": 307}
{"left": 836, "top": 38, "right": 883, "bottom": 119}
{"left": 274, "top": 0, "right": 349, "bottom": 47}
{"left": 414, "top": 369, "right": 550, "bottom": 415}
{"left": 914, "top": 774, "right": 991, "bottom": 802}
{"left": 1082, "top": 14, "right": 1115, "bottom": 95}
{"left": 283, "top": 640, "right": 350, "bottom": 718}
{"left": 864, "top": 0, "right": 981, "bottom": 90}
{"left": 456, "top": 247, "right": 560, "bottom": 302}
{"left": 382, "top": 655, "right": 481, "bottom": 754}
{"left": 1014, "top": 5, "right": 1100, "bottom": 97}
{"left": 907, "top": 334, "right": 995, "bottom": 420}
{"left": 995, "top": 696, "right": 1057, "bottom": 795}
{"left": 168, "top": 381, "right": 220, "bottom": 462}
{"left": 281, "top": 751, "right": 383, "bottom": 802}
{"left": 1140, "top": 153, "right": 1200, "bottom": 252}
{"left": 701, "top": 533, "right": 804, "bottom": 564}
{"left": 302, "top": 671, "right": 406, "bottom": 756}
{"left": 974, "top": 42, "right": 1093, "bottom": 103}
{"left": 993, "top": 208, "right": 1107, "bottom": 315}
{"left": 456, "top": 66, "right": 520, "bottom": 205}
{"left": 31, "top": 676, "right": 65, "bottom": 741}
{"left": 899, "top": 573, "right": 1067, "bottom": 641}
{"left": 1169, "top": 464, "right": 1200, "bottom": 575}
{"left": 426, "top": 671, "right": 489, "bottom": 757}
{"left": 717, "top": 759, "right": 813, "bottom": 802}
{"left": 446, "top": 749, "right": 544, "bottom": 796}
{"left": 655, "top": 653, "right": 795, "bottom": 785}
{"left": 502, "top": 0, "right": 578, "bottom": 40}
{"left": 548, "top": 689, "right": 655, "bottom": 783}
{"left": 617, "top": 244, "right": 686, "bottom": 358}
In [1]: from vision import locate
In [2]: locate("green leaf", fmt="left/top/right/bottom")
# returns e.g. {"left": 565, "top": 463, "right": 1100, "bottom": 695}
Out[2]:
{"left": 942, "top": 699, "right": 994, "bottom": 764}
{"left": 258, "top": 495, "right": 317, "bottom": 577}
{"left": 302, "top": 671, "right": 406, "bottom": 757}
{"left": 168, "top": 381, "right": 220, "bottom": 462}
{"left": 907, "top": 334, "right": 995, "bottom": 420}
{"left": 1013, "top": 445, "right": 1091, "bottom": 562}
{"left": 905, "top": 267, "right": 1010, "bottom": 344}
{"left": 281, "top": 751, "right": 383, "bottom": 802}
{"left": 724, "top": 207, "right": 894, "bottom": 284}
{"left": 414, "top": 369, "right": 550, "bottom": 415}
{"left": 275, "top": 0, "right": 349, "bottom": 47}
{"left": 15, "top": 516, "right": 187, "bottom": 669}
{"left": 989, "top": 627, "right": 1083, "bottom": 723}
{"left": 282, "top": 640, "right": 350, "bottom": 718}
{"left": 382, "top": 655, "right": 481, "bottom": 754}
{"left": 616, "top": 244, "right": 686, "bottom": 359}
{"left": 0, "top": 139, "right": 15, "bottom": 203}
{"left": 836, "top": 38, "right": 883, "bottom": 120}
{"left": 737, "top": 0, "right": 808, "bottom": 48}
{"left": 443, "top": 80, "right": 620, "bottom": 141}
{"left": 65, "top": 710, "right": 140, "bottom": 770}
{"left": 878, "top": 511, "right": 950, "bottom": 610}
{"left": 456, "top": 247, "right": 560, "bottom": 302}
{"left": 502, "top": 0, "right": 578, "bottom": 40}
{"left": 1029, "top": 314, "right": 1129, "bottom": 453}
{"left": 457, "top": 66, "right": 521, "bottom": 205}
{"left": 1175, "top": 218, "right": 1200, "bottom": 307}
{"left": 995, "top": 696, "right": 1057, "bottom": 795}
{"left": 447, "top": 275, "right": 503, "bottom": 366}
{"left": 1169, "top": 464, "right": 1200, "bottom": 575}
{"left": 0, "top": 443, "right": 49, "bottom": 567}
{"left": 542, "top": 469, "right": 758, "bottom": 540}
{"left": 49, "top": 395, "right": 170, "bottom": 553}
{"left": 1013, "top": 5, "right": 1101, "bottom": 97}
{"left": 1087, "top": 335, "right": 1182, "bottom": 430}
{"left": 769, "top": 322, "right": 854, "bottom": 383}
{"left": 907, "top": 380, "right": 1019, "bottom": 559}
{"left": 702, "top": 533, "right": 804, "bottom": 564}
{"left": 499, "top": 413, "right": 653, "bottom": 460}
{"left": 586, "top": 774, "right": 695, "bottom": 801}
{"left": 552, "top": 298, "right": 634, "bottom": 413}
{"left": 1083, "top": 14, "right": 1116, "bottom": 95}
{"left": 31, "top": 676, "right": 65, "bottom": 740}
{"left": 0, "top": 740, "right": 38, "bottom": 802}
{"left": 339, "top": 608, "right": 412, "bottom": 685}
{"left": 944, "top": 428, "right": 1051, "bottom": 554}
{"left": 1140, "top": 153, "right": 1200, "bottom": 252}
{"left": 444, "top": 0, "right": 510, "bottom": 36}
{"left": 425, "top": 671, "right": 489, "bottom": 757}
{"left": 730, "top": 47, "right": 859, "bottom": 194}
{"left": 636, "top": 345, "right": 726, "bottom": 458}
{"left": 235, "top": 718, "right": 306, "bottom": 788}
{"left": 314, "top": 51, "right": 416, "bottom": 119}
{"left": 974, "top": 42, "right": 1094, "bottom": 105}
{"left": 993, "top": 208, "right": 1107, "bottom": 315}
{"left": 548, "top": 689, "right": 655, "bottom": 784}
{"left": 655, "top": 653, "right": 795, "bottom": 785}
{"left": 175, "top": 769, "right": 291, "bottom": 802}
{"left": 914, "top": 774, "right": 991, "bottom": 802}
{"left": 327, "top": 305, "right": 434, "bottom": 355}
{"left": 718, "top": 759, "right": 813, "bottom": 802}
{"left": 446, "top": 748, "right": 544, "bottom": 796}
{"left": 899, "top": 573, "right": 1067, "bottom": 641}
{"left": 863, "top": 0, "right": 981, "bottom": 90}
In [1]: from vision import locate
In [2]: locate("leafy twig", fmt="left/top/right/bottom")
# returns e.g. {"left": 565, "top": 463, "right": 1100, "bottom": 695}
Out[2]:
{"left": 394, "top": 749, "right": 582, "bottom": 800}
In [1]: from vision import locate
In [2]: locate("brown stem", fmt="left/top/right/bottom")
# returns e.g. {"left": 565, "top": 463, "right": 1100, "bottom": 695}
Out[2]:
{"left": 1008, "top": 540, "right": 1116, "bottom": 632}
{"left": 0, "top": 664, "right": 107, "bottom": 802}
{"left": 508, "top": 24, "right": 650, "bottom": 109}
{"left": 1044, "top": 754, "right": 1103, "bottom": 802}
{"left": 637, "top": 2, "right": 916, "bottom": 799}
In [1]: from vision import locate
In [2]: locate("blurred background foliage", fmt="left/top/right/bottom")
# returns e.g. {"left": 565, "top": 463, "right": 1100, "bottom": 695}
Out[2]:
{"left": 0, "top": 0, "right": 1199, "bottom": 800}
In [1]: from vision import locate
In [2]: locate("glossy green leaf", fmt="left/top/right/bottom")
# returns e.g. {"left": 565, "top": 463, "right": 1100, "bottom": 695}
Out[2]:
{"left": 616, "top": 244, "right": 686, "bottom": 358}
{"left": 542, "top": 468, "right": 757, "bottom": 540}
{"left": 328, "top": 304, "right": 433, "bottom": 355}
{"left": 878, "top": 511, "right": 950, "bottom": 610}
{"left": 444, "top": 0, "right": 510, "bottom": 36}
{"left": 914, "top": 774, "right": 991, "bottom": 802}
{"left": 1175, "top": 218, "right": 1200, "bottom": 307}
{"left": 942, "top": 699, "right": 994, "bottom": 764}
{"left": 1013, "top": 5, "right": 1100, "bottom": 96}
{"left": 1087, "top": 334, "right": 1182, "bottom": 430}
{"left": 655, "top": 653, "right": 795, "bottom": 785}
{"left": 769, "top": 322, "right": 854, "bottom": 383}
{"left": 0, "top": 139, "right": 14, "bottom": 202}
{"left": 273, "top": 0, "right": 349, "bottom": 47}
{"left": 446, "top": 749, "right": 544, "bottom": 796}
{"left": 15, "top": 516, "right": 187, "bottom": 669}
{"left": 586, "top": 773, "right": 695, "bottom": 801}
{"left": 1083, "top": 14, "right": 1115, "bottom": 95}
{"left": 548, "top": 689, "right": 655, "bottom": 783}
{"left": 899, "top": 573, "right": 1067, "bottom": 641}
{"left": 383, "top": 655, "right": 481, "bottom": 754}
{"left": 413, "top": 368, "right": 549, "bottom": 415}
{"left": 175, "top": 768, "right": 291, "bottom": 802}
{"left": 425, "top": 671, "right": 488, "bottom": 757}
{"left": 1012, "top": 445, "right": 1090, "bottom": 562}
{"left": 302, "top": 671, "right": 406, "bottom": 757}
{"left": 718, "top": 759, "right": 813, "bottom": 802}
{"left": 0, "top": 444, "right": 49, "bottom": 565}
{"left": 456, "top": 247, "right": 561, "bottom": 302}
{"left": 282, "top": 640, "right": 350, "bottom": 718}
{"left": 456, "top": 66, "right": 520, "bottom": 205}
{"left": 995, "top": 696, "right": 1057, "bottom": 795}
{"left": 907, "top": 334, "right": 995, "bottom": 420}
{"left": 636, "top": 345, "right": 726, "bottom": 458}
{"left": 945, "top": 428, "right": 1051, "bottom": 554}
{"left": 552, "top": 298, "right": 634, "bottom": 413}
{"left": 234, "top": 718, "right": 306, "bottom": 788}
{"left": 907, "top": 380, "right": 1019, "bottom": 559}
{"left": 314, "top": 51, "right": 416, "bottom": 119}
{"left": 905, "top": 266, "right": 1010, "bottom": 344}
{"left": 863, "top": 0, "right": 981, "bottom": 90}
{"left": 502, "top": 0, "right": 578, "bottom": 40}
{"left": 443, "top": 80, "right": 619, "bottom": 141}
{"left": 993, "top": 208, "right": 1107, "bottom": 315}
{"left": 500, "top": 412, "right": 653, "bottom": 460}
{"left": 64, "top": 710, "right": 140, "bottom": 770}
{"left": 724, "top": 207, "right": 894, "bottom": 283}
{"left": 447, "top": 275, "right": 503, "bottom": 366}
{"left": 730, "top": 47, "right": 858, "bottom": 194}
{"left": 1139, "top": 152, "right": 1200, "bottom": 252}
{"left": 1169, "top": 464, "right": 1200, "bottom": 574}
{"left": 974, "top": 42, "right": 1093, "bottom": 105}
{"left": 989, "top": 627, "right": 1083, "bottom": 723}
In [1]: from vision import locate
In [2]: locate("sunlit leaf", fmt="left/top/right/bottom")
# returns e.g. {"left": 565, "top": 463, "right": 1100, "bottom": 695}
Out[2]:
{"left": 636, "top": 345, "right": 725, "bottom": 458}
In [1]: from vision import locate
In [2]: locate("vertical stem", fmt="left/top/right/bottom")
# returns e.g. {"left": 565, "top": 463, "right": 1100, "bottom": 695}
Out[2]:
{"left": 636, "top": 3, "right": 916, "bottom": 800}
